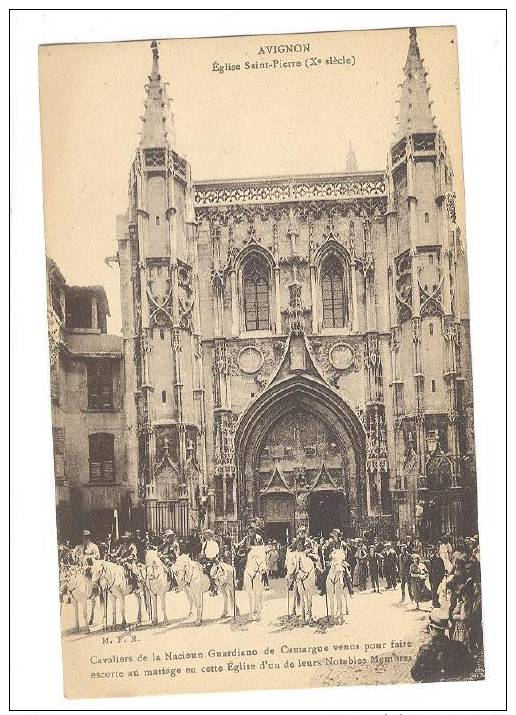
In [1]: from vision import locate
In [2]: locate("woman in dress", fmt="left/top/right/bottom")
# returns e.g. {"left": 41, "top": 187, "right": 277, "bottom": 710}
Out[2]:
{"left": 409, "top": 553, "right": 429, "bottom": 610}
{"left": 451, "top": 589, "right": 471, "bottom": 650}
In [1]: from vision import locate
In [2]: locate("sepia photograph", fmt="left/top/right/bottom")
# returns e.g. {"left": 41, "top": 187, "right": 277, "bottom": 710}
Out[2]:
{"left": 33, "top": 19, "right": 495, "bottom": 702}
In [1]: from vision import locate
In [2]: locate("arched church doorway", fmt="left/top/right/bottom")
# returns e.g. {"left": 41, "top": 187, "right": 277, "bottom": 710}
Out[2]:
{"left": 234, "top": 372, "right": 366, "bottom": 536}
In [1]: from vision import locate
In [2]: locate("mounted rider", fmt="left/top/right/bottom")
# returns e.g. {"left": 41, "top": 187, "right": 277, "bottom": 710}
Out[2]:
{"left": 235, "top": 522, "right": 258, "bottom": 590}
{"left": 200, "top": 528, "right": 220, "bottom": 595}
{"left": 157, "top": 529, "right": 180, "bottom": 586}
{"left": 318, "top": 528, "right": 341, "bottom": 594}
{"left": 319, "top": 529, "right": 353, "bottom": 596}
{"left": 111, "top": 532, "right": 142, "bottom": 590}
{"left": 74, "top": 529, "right": 100, "bottom": 568}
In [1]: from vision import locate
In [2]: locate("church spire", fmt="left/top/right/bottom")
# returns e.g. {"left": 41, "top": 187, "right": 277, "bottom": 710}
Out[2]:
{"left": 394, "top": 28, "right": 437, "bottom": 141}
{"left": 140, "top": 40, "right": 172, "bottom": 148}
{"left": 345, "top": 142, "right": 358, "bottom": 172}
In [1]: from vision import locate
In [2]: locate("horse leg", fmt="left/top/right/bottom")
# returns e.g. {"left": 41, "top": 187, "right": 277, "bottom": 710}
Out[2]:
{"left": 136, "top": 593, "right": 142, "bottom": 625}
{"left": 327, "top": 582, "right": 334, "bottom": 619}
{"left": 307, "top": 592, "right": 313, "bottom": 622}
{"left": 89, "top": 597, "right": 96, "bottom": 627}
{"left": 152, "top": 592, "right": 158, "bottom": 625}
{"left": 258, "top": 585, "right": 264, "bottom": 620}
{"left": 183, "top": 587, "right": 193, "bottom": 618}
{"left": 112, "top": 594, "right": 118, "bottom": 629}
{"left": 161, "top": 592, "right": 168, "bottom": 625}
{"left": 73, "top": 598, "right": 80, "bottom": 633}
{"left": 81, "top": 597, "right": 90, "bottom": 634}
{"left": 221, "top": 585, "right": 228, "bottom": 619}
{"left": 244, "top": 577, "right": 252, "bottom": 617}
{"left": 121, "top": 595, "right": 128, "bottom": 628}
{"left": 232, "top": 583, "right": 239, "bottom": 617}
{"left": 195, "top": 591, "right": 203, "bottom": 626}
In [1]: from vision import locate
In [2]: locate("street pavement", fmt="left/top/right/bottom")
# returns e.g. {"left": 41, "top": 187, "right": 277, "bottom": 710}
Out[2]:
{"left": 61, "top": 576, "right": 432, "bottom": 696}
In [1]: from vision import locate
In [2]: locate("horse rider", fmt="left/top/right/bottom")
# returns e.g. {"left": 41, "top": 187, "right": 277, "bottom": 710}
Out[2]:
{"left": 187, "top": 526, "right": 203, "bottom": 559}
{"left": 111, "top": 531, "right": 142, "bottom": 589}
{"left": 158, "top": 529, "right": 180, "bottom": 585}
{"left": 235, "top": 523, "right": 258, "bottom": 590}
{"left": 200, "top": 529, "right": 220, "bottom": 595}
{"left": 75, "top": 529, "right": 100, "bottom": 568}
{"left": 318, "top": 529, "right": 341, "bottom": 595}
{"left": 133, "top": 529, "right": 148, "bottom": 563}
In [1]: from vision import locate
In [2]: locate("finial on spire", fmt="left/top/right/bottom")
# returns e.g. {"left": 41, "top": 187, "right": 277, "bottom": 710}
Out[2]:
{"left": 393, "top": 27, "right": 437, "bottom": 142}
{"left": 345, "top": 142, "right": 358, "bottom": 172}
{"left": 139, "top": 40, "right": 172, "bottom": 148}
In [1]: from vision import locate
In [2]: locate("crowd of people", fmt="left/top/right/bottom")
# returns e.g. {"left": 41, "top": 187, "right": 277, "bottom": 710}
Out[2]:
{"left": 59, "top": 520, "right": 482, "bottom": 679}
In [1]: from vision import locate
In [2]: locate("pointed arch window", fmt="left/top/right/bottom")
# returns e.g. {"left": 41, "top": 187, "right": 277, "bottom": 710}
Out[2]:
{"left": 242, "top": 256, "right": 270, "bottom": 331}
{"left": 321, "top": 254, "right": 350, "bottom": 328}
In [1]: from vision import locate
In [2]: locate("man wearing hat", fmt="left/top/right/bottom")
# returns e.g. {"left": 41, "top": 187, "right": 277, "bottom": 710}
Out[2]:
{"left": 235, "top": 523, "right": 258, "bottom": 590}
{"left": 112, "top": 532, "right": 141, "bottom": 589}
{"left": 317, "top": 529, "right": 340, "bottom": 595}
{"left": 427, "top": 543, "right": 446, "bottom": 608}
{"left": 382, "top": 542, "right": 398, "bottom": 590}
{"left": 200, "top": 529, "right": 220, "bottom": 595}
{"left": 411, "top": 608, "right": 476, "bottom": 682}
{"left": 289, "top": 525, "right": 308, "bottom": 551}
{"left": 158, "top": 529, "right": 180, "bottom": 580}
{"left": 75, "top": 529, "right": 100, "bottom": 568}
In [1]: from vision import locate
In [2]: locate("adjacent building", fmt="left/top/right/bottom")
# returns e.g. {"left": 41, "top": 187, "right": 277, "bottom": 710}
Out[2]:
{"left": 47, "top": 259, "right": 133, "bottom": 541}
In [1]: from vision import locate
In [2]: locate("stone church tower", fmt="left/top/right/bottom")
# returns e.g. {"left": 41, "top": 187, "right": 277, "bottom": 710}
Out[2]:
{"left": 117, "top": 42, "right": 207, "bottom": 533}
{"left": 116, "top": 30, "right": 477, "bottom": 541}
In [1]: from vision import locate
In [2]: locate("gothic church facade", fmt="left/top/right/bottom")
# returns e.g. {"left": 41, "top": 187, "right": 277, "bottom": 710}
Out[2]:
{"left": 116, "top": 31, "right": 477, "bottom": 541}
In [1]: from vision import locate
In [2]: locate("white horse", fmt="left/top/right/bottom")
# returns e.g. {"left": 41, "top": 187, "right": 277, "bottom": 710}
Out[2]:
{"left": 173, "top": 553, "right": 210, "bottom": 625}
{"left": 60, "top": 564, "right": 100, "bottom": 633}
{"left": 89, "top": 559, "right": 146, "bottom": 629}
{"left": 325, "top": 550, "right": 350, "bottom": 622}
{"left": 210, "top": 560, "right": 238, "bottom": 619}
{"left": 145, "top": 550, "right": 175, "bottom": 625}
{"left": 286, "top": 550, "right": 317, "bottom": 622}
{"left": 243, "top": 546, "right": 267, "bottom": 621}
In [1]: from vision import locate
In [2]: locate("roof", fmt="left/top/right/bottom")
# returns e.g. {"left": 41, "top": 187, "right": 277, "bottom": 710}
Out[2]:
{"left": 63, "top": 331, "right": 123, "bottom": 358}
{"left": 46, "top": 256, "right": 66, "bottom": 287}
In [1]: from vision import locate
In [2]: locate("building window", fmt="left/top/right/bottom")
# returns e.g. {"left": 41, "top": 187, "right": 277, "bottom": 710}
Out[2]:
{"left": 156, "top": 215, "right": 160, "bottom": 225}
{"left": 242, "top": 257, "right": 270, "bottom": 331}
{"left": 162, "top": 390, "right": 167, "bottom": 403}
{"left": 425, "top": 212, "right": 430, "bottom": 223}
{"left": 431, "top": 379, "right": 436, "bottom": 393}
{"left": 89, "top": 433, "right": 115, "bottom": 482}
{"left": 66, "top": 292, "right": 93, "bottom": 329}
{"left": 321, "top": 254, "right": 350, "bottom": 328}
{"left": 160, "top": 329, "right": 165, "bottom": 340}
{"left": 429, "top": 322, "right": 434, "bottom": 336}
{"left": 87, "top": 359, "right": 113, "bottom": 409}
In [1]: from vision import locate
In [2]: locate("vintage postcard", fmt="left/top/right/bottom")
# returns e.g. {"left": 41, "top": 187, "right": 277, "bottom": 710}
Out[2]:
{"left": 39, "top": 26, "right": 484, "bottom": 699}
